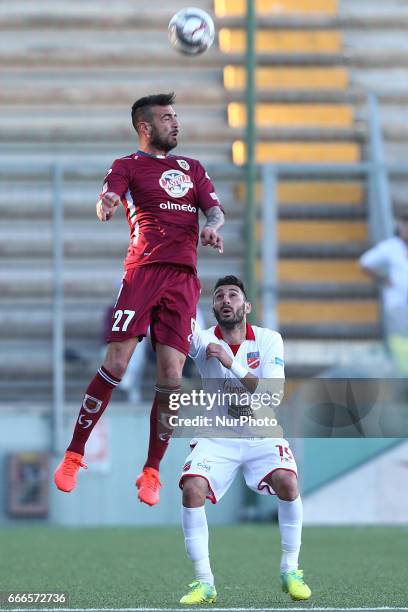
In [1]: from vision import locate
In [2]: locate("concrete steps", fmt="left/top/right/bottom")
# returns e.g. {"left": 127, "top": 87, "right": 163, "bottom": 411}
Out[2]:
{"left": 0, "top": 1, "right": 214, "bottom": 29}
{"left": 278, "top": 243, "right": 366, "bottom": 257}
{"left": 0, "top": 183, "right": 238, "bottom": 220}
{"left": 0, "top": 146, "right": 229, "bottom": 165}
{"left": 218, "top": 0, "right": 398, "bottom": 347}
{"left": 0, "top": 258, "right": 243, "bottom": 298}
{"left": 278, "top": 298, "right": 379, "bottom": 324}
{"left": 280, "top": 322, "right": 381, "bottom": 339}
{"left": 233, "top": 140, "right": 361, "bottom": 164}
{"left": 1, "top": 0, "right": 402, "bottom": 402}
{"left": 0, "top": 220, "right": 243, "bottom": 259}
{"left": 279, "top": 282, "right": 376, "bottom": 298}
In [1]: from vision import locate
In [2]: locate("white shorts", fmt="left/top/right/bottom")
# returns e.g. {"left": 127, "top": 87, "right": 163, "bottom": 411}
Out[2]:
{"left": 179, "top": 437, "right": 297, "bottom": 504}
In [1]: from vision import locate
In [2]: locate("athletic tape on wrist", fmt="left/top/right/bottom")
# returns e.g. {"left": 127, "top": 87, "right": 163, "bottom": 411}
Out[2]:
{"left": 230, "top": 360, "right": 248, "bottom": 379}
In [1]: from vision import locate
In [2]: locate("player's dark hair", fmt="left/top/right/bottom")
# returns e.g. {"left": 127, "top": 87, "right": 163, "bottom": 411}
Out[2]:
{"left": 214, "top": 275, "right": 247, "bottom": 299}
{"left": 131, "top": 93, "right": 176, "bottom": 134}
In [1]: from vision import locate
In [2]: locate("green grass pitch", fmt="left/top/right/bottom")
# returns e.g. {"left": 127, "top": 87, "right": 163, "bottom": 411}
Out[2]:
{"left": 0, "top": 525, "right": 407, "bottom": 609}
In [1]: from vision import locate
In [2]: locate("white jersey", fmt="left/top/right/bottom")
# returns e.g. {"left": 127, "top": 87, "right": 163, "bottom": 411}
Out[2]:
{"left": 179, "top": 323, "right": 295, "bottom": 503}
{"left": 359, "top": 237, "right": 408, "bottom": 310}
{"left": 190, "top": 322, "right": 284, "bottom": 379}
{"left": 188, "top": 323, "right": 284, "bottom": 436}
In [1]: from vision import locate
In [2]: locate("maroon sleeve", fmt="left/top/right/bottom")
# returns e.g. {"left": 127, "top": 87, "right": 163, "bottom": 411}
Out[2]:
{"left": 101, "top": 158, "right": 130, "bottom": 198}
{"left": 194, "top": 162, "right": 225, "bottom": 214}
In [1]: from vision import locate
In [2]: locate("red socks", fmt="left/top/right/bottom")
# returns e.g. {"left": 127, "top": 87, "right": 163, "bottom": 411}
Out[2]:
{"left": 67, "top": 366, "right": 121, "bottom": 455}
{"left": 68, "top": 370, "right": 178, "bottom": 472}
{"left": 144, "top": 385, "right": 180, "bottom": 471}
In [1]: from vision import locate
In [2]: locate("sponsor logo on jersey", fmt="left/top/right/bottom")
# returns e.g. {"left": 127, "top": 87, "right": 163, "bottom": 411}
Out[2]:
{"left": 159, "top": 169, "right": 193, "bottom": 198}
{"left": 183, "top": 460, "right": 192, "bottom": 472}
{"left": 247, "top": 352, "right": 260, "bottom": 369}
{"left": 197, "top": 461, "right": 211, "bottom": 472}
{"left": 177, "top": 159, "right": 190, "bottom": 171}
{"left": 275, "top": 357, "right": 284, "bottom": 366}
{"left": 159, "top": 200, "right": 197, "bottom": 213}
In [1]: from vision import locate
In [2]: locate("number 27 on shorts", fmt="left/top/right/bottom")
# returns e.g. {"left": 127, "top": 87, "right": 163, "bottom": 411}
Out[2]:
{"left": 112, "top": 309, "right": 135, "bottom": 332}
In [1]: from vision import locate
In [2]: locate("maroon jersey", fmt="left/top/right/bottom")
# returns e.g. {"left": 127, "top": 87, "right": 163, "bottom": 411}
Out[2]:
{"left": 101, "top": 150, "right": 223, "bottom": 272}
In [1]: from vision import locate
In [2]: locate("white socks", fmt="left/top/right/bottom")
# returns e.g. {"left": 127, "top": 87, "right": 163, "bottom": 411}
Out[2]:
{"left": 182, "top": 505, "right": 214, "bottom": 586}
{"left": 278, "top": 495, "right": 303, "bottom": 573}
{"left": 181, "top": 497, "right": 302, "bottom": 582}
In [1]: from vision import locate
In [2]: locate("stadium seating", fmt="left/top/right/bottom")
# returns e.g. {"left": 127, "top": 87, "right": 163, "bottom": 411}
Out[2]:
{"left": 1, "top": 0, "right": 408, "bottom": 400}
{"left": 224, "top": 66, "right": 349, "bottom": 90}
{"left": 216, "top": 0, "right": 408, "bottom": 379}
{"left": 215, "top": 0, "right": 338, "bottom": 18}
{"left": 0, "top": 0, "right": 234, "bottom": 402}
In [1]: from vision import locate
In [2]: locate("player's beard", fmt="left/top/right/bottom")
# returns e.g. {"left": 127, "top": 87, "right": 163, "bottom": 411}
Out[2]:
{"left": 213, "top": 304, "right": 245, "bottom": 330}
{"left": 150, "top": 125, "right": 177, "bottom": 153}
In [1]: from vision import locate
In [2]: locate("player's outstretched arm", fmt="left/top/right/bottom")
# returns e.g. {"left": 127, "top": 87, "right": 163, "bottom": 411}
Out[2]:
{"left": 96, "top": 192, "right": 121, "bottom": 222}
{"left": 200, "top": 207, "right": 224, "bottom": 253}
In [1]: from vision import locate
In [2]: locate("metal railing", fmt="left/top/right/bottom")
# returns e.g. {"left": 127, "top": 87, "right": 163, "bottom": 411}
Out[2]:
{"left": 260, "top": 93, "right": 408, "bottom": 331}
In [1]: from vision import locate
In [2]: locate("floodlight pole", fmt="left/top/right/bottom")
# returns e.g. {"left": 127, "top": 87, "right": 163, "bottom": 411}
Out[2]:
{"left": 52, "top": 163, "right": 65, "bottom": 455}
{"left": 244, "top": 0, "right": 257, "bottom": 318}
{"left": 242, "top": 0, "right": 260, "bottom": 516}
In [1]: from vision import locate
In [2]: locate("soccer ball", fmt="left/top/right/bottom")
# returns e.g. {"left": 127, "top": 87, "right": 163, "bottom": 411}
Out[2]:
{"left": 168, "top": 7, "right": 215, "bottom": 56}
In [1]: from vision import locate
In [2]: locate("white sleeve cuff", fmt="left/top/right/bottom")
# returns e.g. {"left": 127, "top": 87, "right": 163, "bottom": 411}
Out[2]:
{"left": 230, "top": 360, "right": 248, "bottom": 379}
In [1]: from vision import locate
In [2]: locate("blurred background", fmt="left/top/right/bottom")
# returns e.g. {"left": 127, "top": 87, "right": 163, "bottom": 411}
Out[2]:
{"left": 1, "top": 0, "right": 408, "bottom": 529}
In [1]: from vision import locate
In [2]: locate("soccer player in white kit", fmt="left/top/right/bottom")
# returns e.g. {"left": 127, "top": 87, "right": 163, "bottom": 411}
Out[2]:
{"left": 178, "top": 276, "right": 311, "bottom": 604}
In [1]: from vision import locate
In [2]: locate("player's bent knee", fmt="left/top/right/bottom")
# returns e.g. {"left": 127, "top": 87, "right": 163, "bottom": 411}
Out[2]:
{"left": 182, "top": 476, "right": 208, "bottom": 507}
{"left": 156, "top": 345, "right": 186, "bottom": 382}
{"left": 158, "top": 363, "right": 184, "bottom": 383}
{"left": 270, "top": 470, "right": 299, "bottom": 501}
{"left": 166, "top": 366, "right": 183, "bottom": 381}
{"left": 104, "top": 340, "right": 137, "bottom": 378}
{"left": 103, "top": 356, "right": 128, "bottom": 379}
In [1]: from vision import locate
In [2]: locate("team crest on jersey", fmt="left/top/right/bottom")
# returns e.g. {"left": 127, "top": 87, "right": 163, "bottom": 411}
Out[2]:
{"left": 183, "top": 461, "right": 192, "bottom": 472}
{"left": 176, "top": 159, "right": 190, "bottom": 171}
{"left": 159, "top": 169, "right": 193, "bottom": 198}
{"left": 247, "top": 352, "right": 260, "bottom": 369}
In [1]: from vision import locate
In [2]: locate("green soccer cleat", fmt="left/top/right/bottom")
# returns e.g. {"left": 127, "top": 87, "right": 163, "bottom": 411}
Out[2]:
{"left": 281, "top": 569, "right": 312, "bottom": 601}
{"left": 180, "top": 581, "right": 217, "bottom": 605}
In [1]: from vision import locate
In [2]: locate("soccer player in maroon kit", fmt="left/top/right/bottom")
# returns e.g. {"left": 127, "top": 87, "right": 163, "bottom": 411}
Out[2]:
{"left": 54, "top": 93, "right": 225, "bottom": 505}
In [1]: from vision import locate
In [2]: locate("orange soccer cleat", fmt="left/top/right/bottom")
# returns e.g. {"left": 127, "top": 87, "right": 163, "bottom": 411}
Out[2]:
{"left": 54, "top": 451, "right": 88, "bottom": 492}
{"left": 136, "top": 467, "right": 162, "bottom": 506}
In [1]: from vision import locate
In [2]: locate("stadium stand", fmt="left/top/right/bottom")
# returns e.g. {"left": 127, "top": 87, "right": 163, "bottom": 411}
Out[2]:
{"left": 1, "top": 0, "right": 408, "bottom": 400}
{"left": 0, "top": 0, "right": 234, "bottom": 401}
{"left": 216, "top": 0, "right": 408, "bottom": 377}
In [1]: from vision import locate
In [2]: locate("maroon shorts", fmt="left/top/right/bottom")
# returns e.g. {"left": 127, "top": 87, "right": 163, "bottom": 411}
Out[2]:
{"left": 106, "top": 263, "right": 201, "bottom": 356}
